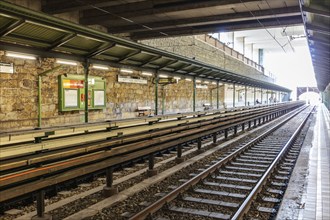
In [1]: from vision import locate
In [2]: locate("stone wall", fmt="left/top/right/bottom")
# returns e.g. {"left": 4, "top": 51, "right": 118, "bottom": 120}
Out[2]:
{"left": 139, "top": 35, "right": 273, "bottom": 83}
{"left": 0, "top": 52, "right": 220, "bottom": 130}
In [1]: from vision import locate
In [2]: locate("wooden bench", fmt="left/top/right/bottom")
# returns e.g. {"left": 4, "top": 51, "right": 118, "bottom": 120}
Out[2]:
{"left": 137, "top": 106, "right": 153, "bottom": 117}
{"left": 203, "top": 103, "right": 211, "bottom": 110}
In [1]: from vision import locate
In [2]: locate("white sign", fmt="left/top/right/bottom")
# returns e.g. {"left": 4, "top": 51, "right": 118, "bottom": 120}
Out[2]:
{"left": 0, "top": 62, "right": 14, "bottom": 74}
{"left": 196, "top": 84, "right": 208, "bottom": 89}
{"left": 88, "top": 78, "right": 95, "bottom": 85}
{"left": 118, "top": 76, "right": 147, "bottom": 84}
{"left": 94, "top": 90, "right": 105, "bottom": 106}
{"left": 64, "top": 89, "right": 78, "bottom": 107}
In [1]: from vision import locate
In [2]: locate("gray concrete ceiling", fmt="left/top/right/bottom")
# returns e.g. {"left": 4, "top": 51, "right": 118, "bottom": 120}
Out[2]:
{"left": 41, "top": 0, "right": 302, "bottom": 40}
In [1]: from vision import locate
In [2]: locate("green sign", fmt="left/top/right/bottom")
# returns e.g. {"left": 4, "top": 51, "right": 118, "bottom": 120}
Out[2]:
{"left": 58, "top": 74, "right": 106, "bottom": 111}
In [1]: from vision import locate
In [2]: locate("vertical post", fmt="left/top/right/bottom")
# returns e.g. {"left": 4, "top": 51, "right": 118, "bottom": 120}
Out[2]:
{"left": 213, "top": 133, "right": 217, "bottom": 143}
{"left": 103, "top": 166, "right": 118, "bottom": 197}
{"left": 106, "top": 167, "right": 113, "bottom": 188}
{"left": 245, "top": 86, "right": 247, "bottom": 106}
{"left": 254, "top": 87, "right": 256, "bottom": 105}
{"left": 38, "top": 75, "right": 42, "bottom": 128}
{"left": 224, "top": 129, "right": 228, "bottom": 139}
{"left": 266, "top": 90, "right": 269, "bottom": 104}
{"left": 233, "top": 83, "right": 236, "bottom": 108}
{"left": 161, "top": 86, "right": 165, "bottom": 115}
{"left": 32, "top": 190, "right": 52, "bottom": 219}
{"left": 36, "top": 190, "right": 45, "bottom": 217}
{"left": 260, "top": 89, "right": 263, "bottom": 104}
{"left": 83, "top": 60, "right": 89, "bottom": 123}
{"left": 155, "top": 75, "right": 158, "bottom": 115}
{"left": 149, "top": 154, "right": 154, "bottom": 170}
{"left": 193, "top": 77, "right": 196, "bottom": 111}
{"left": 197, "top": 137, "right": 202, "bottom": 151}
{"left": 147, "top": 154, "right": 158, "bottom": 176}
{"left": 217, "top": 81, "right": 219, "bottom": 109}
{"left": 175, "top": 144, "right": 184, "bottom": 163}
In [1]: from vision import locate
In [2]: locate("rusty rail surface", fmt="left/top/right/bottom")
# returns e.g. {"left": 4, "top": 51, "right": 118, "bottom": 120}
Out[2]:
{"left": 129, "top": 105, "right": 313, "bottom": 220}
{"left": 0, "top": 102, "right": 304, "bottom": 203}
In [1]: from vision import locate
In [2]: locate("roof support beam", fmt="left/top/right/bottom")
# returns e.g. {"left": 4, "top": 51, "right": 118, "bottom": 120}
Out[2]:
{"left": 107, "top": 7, "right": 300, "bottom": 34}
{"left": 0, "top": 19, "right": 25, "bottom": 37}
{"left": 302, "top": 5, "right": 330, "bottom": 17}
{"left": 86, "top": 42, "right": 116, "bottom": 58}
{"left": 47, "top": 33, "right": 76, "bottom": 50}
{"left": 130, "top": 16, "right": 303, "bottom": 40}
{"left": 306, "top": 23, "right": 330, "bottom": 35}
{"left": 80, "top": 0, "right": 262, "bottom": 25}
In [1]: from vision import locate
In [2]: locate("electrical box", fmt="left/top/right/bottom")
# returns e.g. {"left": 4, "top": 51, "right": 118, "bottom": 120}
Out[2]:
{"left": 58, "top": 74, "right": 106, "bottom": 111}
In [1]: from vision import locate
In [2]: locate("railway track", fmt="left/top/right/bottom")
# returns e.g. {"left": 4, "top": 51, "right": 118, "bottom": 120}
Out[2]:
{"left": 0, "top": 102, "right": 305, "bottom": 219}
{"left": 126, "top": 105, "right": 314, "bottom": 220}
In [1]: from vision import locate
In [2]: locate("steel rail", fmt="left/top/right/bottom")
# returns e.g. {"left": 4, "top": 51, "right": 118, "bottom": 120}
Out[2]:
{"left": 0, "top": 104, "right": 304, "bottom": 202}
{"left": 0, "top": 102, "right": 282, "bottom": 145}
{"left": 231, "top": 106, "right": 314, "bottom": 219}
{"left": 0, "top": 102, "right": 299, "bottom": 167}
{"left": 0, "top": 103, "right": 291, "bottom": 160}
{"left": 128, "top": 105, "right": 311, "bottom": 220}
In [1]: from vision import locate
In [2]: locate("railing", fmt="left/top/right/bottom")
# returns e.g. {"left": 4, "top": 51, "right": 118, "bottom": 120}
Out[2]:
{"left": 197, "top": 34, "right": 275, "bottom": 79}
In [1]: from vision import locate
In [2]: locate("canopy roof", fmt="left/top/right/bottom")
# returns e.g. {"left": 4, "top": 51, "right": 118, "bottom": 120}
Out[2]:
{"left": 300, "top": 0, "right": 330, "bottom": 92}
{"left": 0, "top": 1, "right": 291, "bottom": 92}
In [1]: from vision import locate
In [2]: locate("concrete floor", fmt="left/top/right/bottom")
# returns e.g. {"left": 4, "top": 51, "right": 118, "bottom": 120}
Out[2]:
{"left": 277, "top": 104, "right": 330, "bottom": 220}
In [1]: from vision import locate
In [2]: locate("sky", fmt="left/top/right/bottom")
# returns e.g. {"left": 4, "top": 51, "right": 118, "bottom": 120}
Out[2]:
{"left": 263, "top": 40, "right": 317, "bottom": 91}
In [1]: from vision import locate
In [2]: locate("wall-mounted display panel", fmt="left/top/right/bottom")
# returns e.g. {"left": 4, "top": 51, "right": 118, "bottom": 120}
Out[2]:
{"left": 58, "top": 74, "right": 106, "bottom": 111}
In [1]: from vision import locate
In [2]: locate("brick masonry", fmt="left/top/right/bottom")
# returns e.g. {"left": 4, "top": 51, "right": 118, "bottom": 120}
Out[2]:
{"left": 0, "top": 52, "right": 225, "bottom": 130}
{"left": 139, "top": 35, "right": 273, "bottom": 83}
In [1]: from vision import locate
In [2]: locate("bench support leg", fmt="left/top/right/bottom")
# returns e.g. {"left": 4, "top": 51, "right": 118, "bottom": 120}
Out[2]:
{"left": 147, "top": 154, "right": 158, "bottom": 176}
{"left": 103, "top": 167, "right": 118, "bottom": 197}
{"left": 176, "top": 144, "right": 184, "bottom": 163}
{"left": 31, "top": 190, "right": 52, "bottom": 220}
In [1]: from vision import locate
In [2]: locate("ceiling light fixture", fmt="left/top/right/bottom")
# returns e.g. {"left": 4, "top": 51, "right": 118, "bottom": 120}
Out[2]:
{"left": 142, "top": 72, "right": 153, "bottom": 76}
{"left": 6, "top": 52, "right": 36, "bottom": 60}
{"left": 56, "top": 59, "right": 77, "bottom": 66}
{"left": 159, "top": 74, "right": 168, "bottom": 78}
{"left": 92, "top": 64, "right": 109, "bottom": 70}
{"left": 120, "top": 69, "right": 133, "bottom": 73}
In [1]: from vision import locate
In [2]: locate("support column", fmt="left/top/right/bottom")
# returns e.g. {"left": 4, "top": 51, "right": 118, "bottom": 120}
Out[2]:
{"left": 37, "top": 75, "right": 42, "bottom": 128}
{"left": 260, "top": 89, "right": 263, "bottom": 104}
{"left": 254, "top": 87, "right": 256, "bottom": 105}
{"left": 224, "top": 128, "right": 228, "bottom": 139}
{"left": 83, "top": 60, "right": 89, "bottom": 123}
{"left": 197, "top": 137, "right": 202, "bottom": 152}
{"left": 245, "top": 86, "right": 248, "bottom": 106}
{"left": 266, "top": 90, "right": 269, "bottom": 104}
{"left": 258, "top": 48, "right": 264, "bottom": 66}
{"left": 217, "top": 81, "right": 219, "bottom": 109}
{"left": 175, "top": 144, "right": 184, "bottom": 163}
{"left": 103, "top": 167, "right": 118, "bottom": 197}
{"left": 213, "top": 133, "right": 217, "bottom": 143}
{"left": 147, "top": 154, "right": 158, "bottom": 176}
{"left": 233, "top": 125, "right": 237, "bottom": 135}
{"left": 193, "top": 78, "right": 196, "bottom": 111}
{"left": 233, "top": 83, "right": 236, "bottom": 108}
{"left": 155, "top": 75, "right": 158, "bottom": 115}
{"left": 31, "top": 190, "right": 52, "bottom": 220}
{"left": 161, "top": 86, "right": 165, "bottom": 115}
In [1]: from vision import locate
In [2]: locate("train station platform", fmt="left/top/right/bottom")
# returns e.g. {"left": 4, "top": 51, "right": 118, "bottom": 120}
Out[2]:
{"left": 277, "top": 103, "right": 330, "bottom": 220}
